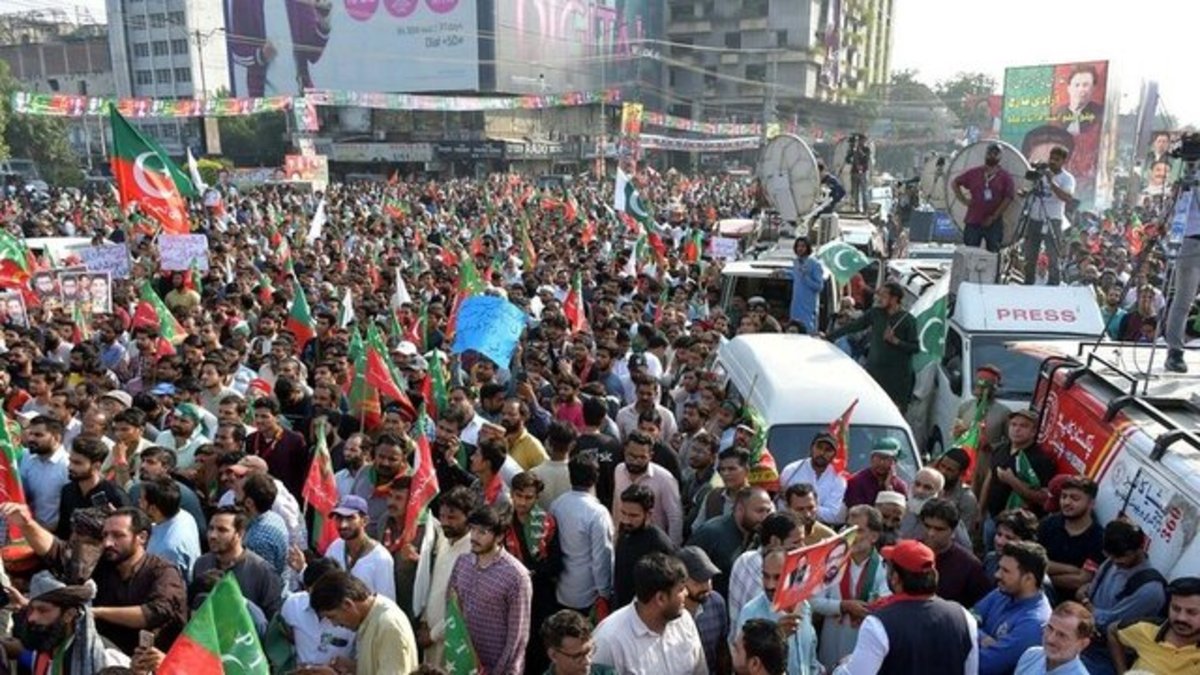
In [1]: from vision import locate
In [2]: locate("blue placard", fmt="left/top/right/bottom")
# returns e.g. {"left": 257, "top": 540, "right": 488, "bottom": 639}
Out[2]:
{"left": 451, "top": 295, "right": 527, "bottom": 367}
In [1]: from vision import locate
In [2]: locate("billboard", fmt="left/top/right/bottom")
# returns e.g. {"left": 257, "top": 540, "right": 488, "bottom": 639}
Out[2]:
{"left": 1001, "top": 61, "right": 1109, "bottom": 209}
{"left": 224, "top": 0, "right": 480, "bottom": 96}
{"left": 490, "top": 0, "right": 664, "bottom": 94}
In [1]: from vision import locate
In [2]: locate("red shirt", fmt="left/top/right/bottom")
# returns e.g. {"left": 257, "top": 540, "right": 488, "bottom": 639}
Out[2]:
{"left": 953, "top": 165, "right": 1015, "bottom": 226}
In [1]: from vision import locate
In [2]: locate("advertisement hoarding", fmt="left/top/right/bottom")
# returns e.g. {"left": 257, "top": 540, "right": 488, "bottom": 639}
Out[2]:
{"left": 224, "top": 0, "right": 480, "bottom": 96}
{"left": 1000, "top": 61, "right": 1109, "bottom": 210}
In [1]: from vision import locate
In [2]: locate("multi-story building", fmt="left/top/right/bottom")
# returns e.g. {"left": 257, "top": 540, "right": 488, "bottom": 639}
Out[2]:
{"left": 106, "top": 0, "right": 229, "bottom": 155}
{"left": 0, "top": 9, "right": 115, "bottom": 166}
{"left": 666, "top": 0, "right": 894, "bottom": 132}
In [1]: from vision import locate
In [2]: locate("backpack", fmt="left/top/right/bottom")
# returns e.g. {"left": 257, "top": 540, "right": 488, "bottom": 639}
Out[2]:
{"left": 1094, "top": 560, "right": 1168, "bottom": 619}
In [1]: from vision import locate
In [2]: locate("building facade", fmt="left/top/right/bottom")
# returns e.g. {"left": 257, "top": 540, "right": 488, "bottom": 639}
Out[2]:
{"left": 106, "top": 0, "right": 229, "bottom": 154}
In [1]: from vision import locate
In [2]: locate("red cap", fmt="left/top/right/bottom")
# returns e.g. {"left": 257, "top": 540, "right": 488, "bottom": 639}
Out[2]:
{"left": 881, "top": 540, "right": 936, "bottom": 573}
{"left": 976, "top": 365, "right": 1002, "bottom": 383}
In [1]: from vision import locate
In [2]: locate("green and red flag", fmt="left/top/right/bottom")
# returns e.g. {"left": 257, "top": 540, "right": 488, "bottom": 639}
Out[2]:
{"left": 401, "top": 410, "right": 440, "bottom": 546}
{"left": 346, "top": 328, "right": 382, "bottom": 431}
{"left": 286, "top": 277, "right": 316, "bottom": 354}
{"left": 134, "top": 281, "right": 186, "bottom": 345}
{"left": 428, "top": 351, "right": 449, "bottom": 420}
{"left": 302, "top": 419, "right": 340, "bottom": 554}
{"left": 366, "top": 324, "right": 416, "bottom": 420}
{"left": 0, "top": 410, "right": 28, "bottom": 545}
{"left": 563, "top": 271, "right": 587, "bottom": 334}
{"left": 446, "top": 254, "right": 486, "bottom": 340}
{"left": 683, "top": 229, "right": 704, "bottom": 263}
{"left": 950, "top": 398, "right": 985, "bottom": 485}
{"left": 0, "top": 231, "right": 34, "bottom": 287}
{"left": 158, "top": 573, "right": 269, "bottom": 674}
{"left": 108, "top": 106, "right": 191, "bottom": 234}
{"left": 827, "top": 398, "right": 859, "bottom": 477}
{"left": 744, "top": 404, "right": 780, "bottom": 492}
{"left": 518, "top": 216, "right": 537, "bottom": 271}
{"left": 444, "top": 594, "right": 480, "bottom": 675}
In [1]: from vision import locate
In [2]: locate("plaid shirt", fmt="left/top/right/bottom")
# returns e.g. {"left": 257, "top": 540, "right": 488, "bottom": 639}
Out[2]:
{"left": 244, "top": 511, "right": 289, "bottom": 575}
{"left": 691, "top": 591, "right": 728, "bottom": 675}
{"left": 449, "top": 549, "right": 533, "bottom": 675}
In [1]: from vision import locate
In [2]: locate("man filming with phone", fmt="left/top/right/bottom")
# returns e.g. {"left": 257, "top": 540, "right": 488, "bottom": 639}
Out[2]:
{"left": 1020, "top": 147, "right": 1076, "bottom": 286}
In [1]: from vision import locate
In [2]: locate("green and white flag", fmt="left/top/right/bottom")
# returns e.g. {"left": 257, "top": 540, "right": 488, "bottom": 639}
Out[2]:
{"left": 444, "top": 594, "right": 480, "bottom": 675}
{"left": 815, "top": 241, "right": 871, "bottom": 287}
{"left": 911, "top": 274, "right": 951, "bottom": 372}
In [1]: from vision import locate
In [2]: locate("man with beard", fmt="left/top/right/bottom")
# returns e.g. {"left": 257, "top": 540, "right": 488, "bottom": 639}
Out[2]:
{"left": 921, "top": 499, "right": 990, "bottom": 608}
{"left": 247, "top": 396, "right": 310, "bottom": 500}
{"left": 951, "top": 143, "right": 1016, "bottom": 253}
{"left": 1038, "top": 476, "right": 1105, "bottom": 601}
{"left": 334, "top": 433, "right": 369, "bottom": 499}
{"left": 778, "top": 432, "right": 847, "bottom": 526}
{"left": 732, "top": 619, "right": 788, "bottom": 675}
{"left": 11, "top": 571, "right": 130, "bottom": 672}
{"left": 825, "top": 284, "right": 920, "bottom": 411}
{"left": 980, "top": 410, "right": 1058, "bottom": 540}
{"left": 898, "top": 467, "right": 969, "bottom": 548}
{"left": 128, "top": 445, "right": 207, "bottom": 534}
{"left": 612, "top": 431, "right": 684, "bottom": 545}
{"left": 378, "top": 476, "right": 442, "bottom": 621}
{"left": 681, "top": 431, "right": 721, "bottom": 537}
{"left": 783, "top": 483, "right": 837, "bottom": 546}
{"left": 502, "top": 398, "right": 549, "bottom": 471}
{"left": 1110, "top": 576, "right": 1200, "bottom": 675}
{"left": 613, "top": 484, "right": 675, "bottom": 608}
{"left": 198, "top": 358, "right": 241, "bottom": 417}
{"left": 448, "top": 506, "right": 534, "bottom": 675}
{"left": 192, "top": 505, "right": 283, "bottom": 617}
{"left": 813, "top": 505, "right": 890, "bottom": 670}
{"left": 735, "top": 547, "right": 821, "bottom": 675}
{"left": 678, "top": 545, "right": 729, "bottom": 674}
{"left": 592, "top": 552, "right": 706, "bottom": 674}
{"left": 323, "top": 495, "right": 396, "bottom": 602}
{"left": 351, "top": 433, "right": 408, "bottom": 537}
{"left": 974, "top": 541, "right": 1052, "bottom": 675}
{"left": 504, "top": 471, "right": 565, "bottom": 675}
{"left": 935, "top": 446, "right": 980, "bottom": 537}
{"left": 153, "top": 403, "right": 210, "bottom": 472}
{"left": 727, "top": 511, "right": 806, "bottom": 636}
{"left": 57, "top": 436, "right": 131, "bottom": 537}
{"left": 843, "top": 438, "right": 909, "bottom": 509}
{"left": 0, "top": 503, "right": 187, "bottom": 654}
{"left": 19, "top": 415, "right": 69, "bottom": 531}
{"left": 688, "top": 487, "right": 775, "bottom": 600}
{"left": 431, "top": 410, "right": 475, "bottom": 497}
{"left": 417, "top": 486, "right": 476, "bottom": 668}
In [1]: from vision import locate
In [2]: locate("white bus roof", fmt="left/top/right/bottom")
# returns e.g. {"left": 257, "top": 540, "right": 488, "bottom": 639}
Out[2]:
{"left": 718, "top": 334, "right": 912, "bottom": 431}
{"left": 720, "top": 259, "right": 792, "bottom": 278}
{"left": 953, "top": 282, "right": 1106, "bottom": 337}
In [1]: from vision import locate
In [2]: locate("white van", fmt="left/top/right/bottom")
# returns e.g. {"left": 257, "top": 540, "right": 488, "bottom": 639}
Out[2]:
{"left": 923, "top": 281, "right": 1107, "bottom": 455}
{"left": 715, "top": 334, "right": 922, "bottom": 481}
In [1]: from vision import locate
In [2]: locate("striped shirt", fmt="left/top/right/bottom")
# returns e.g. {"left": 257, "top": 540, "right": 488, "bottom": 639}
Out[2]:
{"left": 448, "top": 549, "right": 533, "bottom": 675}
{"left": 244, "top": 511, "right": 289, "bottom": 575}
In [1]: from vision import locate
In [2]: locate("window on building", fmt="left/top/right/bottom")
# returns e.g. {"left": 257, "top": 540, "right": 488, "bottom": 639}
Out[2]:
{"left": 669, "top": 1, "right": 695, "bottom": 20}
{"left": 155, "top": 68, "right": 171, "bottom": 84}
{"left": 128, "top": 15, "right": 145, "bottom": 30}
{"left": 133, "top": 43, "right": 149, "bottom": 58}
{"left": 152, "top": 40, "right": 169, "bottom": 56}
{"left": 171, "top": 38, "right": 188, "bottom": 54}
{"left": 174, "top": 67, "right": 191, "bottom": 83}
{"left": 724, "top": 32, "right": 741, "bottom": 49}
{"left": 135, "top": 69, "right": 153, "bottom": 85}
{"left": 150, "top": 13, "right": 166, "bottom": 29}
{"left": 746, "top": 0, "right": 769, "bottom": 16}
{"left": 776, "top": 30, "right": 788, "bottom": 47}
{"left": 168, "top": 11, "right": 185, "bottom": 26}
{"left": 161, "top": 124, "right": 178, "bottom": 139}
{"left": 746, "top": 64, "right": 767, "bottom": 81}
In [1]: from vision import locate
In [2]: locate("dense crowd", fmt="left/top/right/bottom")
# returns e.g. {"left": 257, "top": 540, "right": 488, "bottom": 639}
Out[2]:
{"left": 0, "top": 169, "right": 1193, "bottom": 675}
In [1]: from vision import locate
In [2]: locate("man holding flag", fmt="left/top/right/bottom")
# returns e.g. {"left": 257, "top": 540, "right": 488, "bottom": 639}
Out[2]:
{"left": 952, "top": 365, "right": 1012, "bottom": 497}
{"left": 825, "top": 281, "right": 919, "bottom": 412}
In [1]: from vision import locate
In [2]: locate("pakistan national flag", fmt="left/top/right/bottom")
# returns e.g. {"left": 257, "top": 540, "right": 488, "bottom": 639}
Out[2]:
{"left": 157, "top": 574, "right": 268, "bottom": 674}
{"left": 815, "top": 241, "right": 871, "bottom": 287}
{"left": 911, "top": 274, "right": 952, "bottom": 372}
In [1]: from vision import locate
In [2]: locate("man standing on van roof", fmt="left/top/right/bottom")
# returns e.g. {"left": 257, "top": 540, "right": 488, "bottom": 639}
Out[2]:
{"left": 773, "top": 237, "right": 824, "bottom": 333}
{"left": 824, "top": 281, "right": 919, "bottom": 412}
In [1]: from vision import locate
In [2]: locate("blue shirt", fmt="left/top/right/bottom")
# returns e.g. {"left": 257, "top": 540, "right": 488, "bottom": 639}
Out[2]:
{"left": 786, "top": 256, "right": 825, "bottom": 332}
{"left": 245, "top": 510, "right": 290, "bottom": 575}
{"left": 736, "top": 593, "right": 819, "bottom": 675}
{"left": 147, "top": 511, "right": 202, "bottom": 583}
{"left": 974, "top": 589, "right": 1052, "bottom": 675}
{"left": 1014, "top": 646, "right": 1090, "bottom": 675}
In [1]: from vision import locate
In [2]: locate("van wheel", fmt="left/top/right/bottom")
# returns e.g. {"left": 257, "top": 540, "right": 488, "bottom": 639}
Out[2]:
{"left": 925, "top": 431, "right": 944, "bottom": 463}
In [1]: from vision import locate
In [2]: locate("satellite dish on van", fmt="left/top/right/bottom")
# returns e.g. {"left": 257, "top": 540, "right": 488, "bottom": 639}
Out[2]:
{"left": 942, "top": 140, "right": 1031, "bottom": 248}
{"left": 756, "top": 134, "right": 821, "bottom": 223}
{"left": 919, "top": 153, "right": 949, "bottom": 210}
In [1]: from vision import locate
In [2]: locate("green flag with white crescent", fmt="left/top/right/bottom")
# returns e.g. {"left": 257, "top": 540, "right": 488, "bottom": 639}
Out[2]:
{"left": 815, "top": 241, "right": 871, "bottom": 286}
{"left": 912, "top": 293, "right": 949, "bottom": 372}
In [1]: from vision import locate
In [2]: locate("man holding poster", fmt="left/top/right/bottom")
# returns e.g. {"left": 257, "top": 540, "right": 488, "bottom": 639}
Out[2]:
{"left": 833, "top": 540, "right": 978, "bottom": 675}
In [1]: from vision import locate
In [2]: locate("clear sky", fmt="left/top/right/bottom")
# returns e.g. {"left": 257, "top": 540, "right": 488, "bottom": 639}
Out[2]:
{"left": 891, "top": 0, "right": 1200, "bottom": 126}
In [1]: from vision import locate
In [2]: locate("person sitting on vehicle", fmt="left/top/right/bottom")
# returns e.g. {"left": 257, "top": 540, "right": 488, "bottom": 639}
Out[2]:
{"left": 1108, "top": 576, "right": 1200, "bottom": 675}
{"left": 952, "top": 365, "right": 1012, "bottom": 497}
{"left": 1038, "top": 476, "right": 1105, "bottom": 602}
{"left": 1078, "top": 520, "right": 1168, "bottom": 675}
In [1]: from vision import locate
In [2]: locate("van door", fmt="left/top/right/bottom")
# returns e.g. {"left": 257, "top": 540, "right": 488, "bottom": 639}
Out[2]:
{"left": 931, "top": 325, "right": 966, "bottom": 455}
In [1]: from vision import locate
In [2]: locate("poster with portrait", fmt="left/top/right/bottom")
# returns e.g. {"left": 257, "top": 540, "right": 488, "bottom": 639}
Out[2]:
{"left": 29, "top": 270, "right": 59, "bottom": 306}
{"left": 57, "top": 269, "right": 112, "bottom": 315}
{"left": 1143, "top": 131, "right": 1184, "bottom": 198}
{"left": 1001, "top": 61, "right": 1110, "bottom": 210}
{"left": 0, "top": 291, "right": 27, "bottom": 328}
{"left": 772, "top": 527, "right": 857, "bottom": 612}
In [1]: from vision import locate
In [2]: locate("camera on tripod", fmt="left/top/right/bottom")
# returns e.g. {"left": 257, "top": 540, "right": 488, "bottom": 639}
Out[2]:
{"left": 1024, "top": 162, "right": 1051, "bottom": 181}
{"left": 1169, "top": 133, "right": 1200, "bottom": 162}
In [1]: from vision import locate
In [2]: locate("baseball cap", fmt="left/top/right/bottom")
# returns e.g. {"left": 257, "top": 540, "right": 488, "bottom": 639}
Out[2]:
{"left": 173, "top": 403, "right": 203, "bottom": 426}
{"left": 99, "top": 391, "right": 133, "bottom": 408}
{"left": 149, "top": 383, "right": 177, "bottom": 397}
{"left": 229, "top": 455, "right": 269, "bottom": 476}
{"left": 811, "top": 432, "right": 837, "bottom": 448}
{"left": 677, "top": 546, "right": 722, "bottom": 582}
{"left": 628, "top": 353, "right": 648, "bottom": 369}
{"left": 394, "top": 341, "right": 418, "bottom": 357}
{"left": 331, "top": 495, "right": 369, "bottom": 517}
{"left": 881, "top": 539, "right": 936, "bottom": 573}
{"left": 748, "top": 296, "right": 767, "bottom": 307}
{"left": 870, "top": 437, "right": 901, "bottom": 457}
{"left": 1009, "top": 408, "right": 1039, "bottom": 423}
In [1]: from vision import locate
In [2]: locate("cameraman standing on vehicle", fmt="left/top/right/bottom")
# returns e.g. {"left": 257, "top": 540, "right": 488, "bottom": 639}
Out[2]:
{"left": 1022, "top": 147, "right": 1076, "bottom": 286}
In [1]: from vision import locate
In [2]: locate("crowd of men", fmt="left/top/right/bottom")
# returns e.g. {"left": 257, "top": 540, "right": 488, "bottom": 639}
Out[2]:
{"left": 0, "top": 168, "right": 1193, "bottom": 675}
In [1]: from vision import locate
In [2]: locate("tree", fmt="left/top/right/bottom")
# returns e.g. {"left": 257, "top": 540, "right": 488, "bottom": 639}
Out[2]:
{"left": 0, "top": 61, "right": 84, "bottom": 186}
{"left": 935, "top": 72, "right": 998, "bottom": 132}
{"left": 217, "top": 112, "right": 288, "bottom": 167}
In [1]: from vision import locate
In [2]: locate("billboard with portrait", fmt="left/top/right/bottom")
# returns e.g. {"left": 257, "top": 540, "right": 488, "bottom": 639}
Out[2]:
{"left": 1001, "top": 61, "right": 1109, "bottom": 210}
{"left": 224, "top": 0, "right": 480, "bottom": 96}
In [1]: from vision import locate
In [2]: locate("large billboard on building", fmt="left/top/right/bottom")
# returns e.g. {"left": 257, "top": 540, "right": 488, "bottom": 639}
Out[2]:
{"left": 1000, "top": 60, "right": 1110, "bottom": 209}
{"left": 224, "top": 0, "right": 480, "bottom": 96}
{"left": 489, "top": 0, "right": 664, "bottom": 94}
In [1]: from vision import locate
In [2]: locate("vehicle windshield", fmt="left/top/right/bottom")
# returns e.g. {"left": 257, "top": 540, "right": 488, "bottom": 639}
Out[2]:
{"left": 721, "top": 275, "right": 792, "bottom": 320}
{"left": 970, "top": 337, "right": 1047, "bottom": 401}
{"left": 768, "top": 423, "right": 919, "bottom": 482}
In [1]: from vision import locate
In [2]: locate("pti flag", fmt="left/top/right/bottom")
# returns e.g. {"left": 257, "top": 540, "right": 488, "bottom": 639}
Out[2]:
{"left": 109, "top": 106, "right": 190, "bottom": 234}
{"left": 772, "top": 527, "right": 857, "bottom": 612}
{"left": 158, "top": 574, "right": 268, "bottom": 674}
